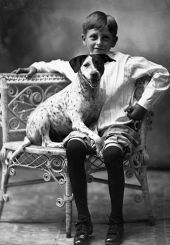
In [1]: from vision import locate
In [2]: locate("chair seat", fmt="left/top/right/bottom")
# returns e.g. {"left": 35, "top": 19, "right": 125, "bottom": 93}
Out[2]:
{"left": 3, "top": 141, "right": 66, "bottom": 156}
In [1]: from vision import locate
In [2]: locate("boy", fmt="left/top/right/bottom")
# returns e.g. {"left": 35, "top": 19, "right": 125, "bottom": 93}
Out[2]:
{"left": 14, "top": 11, "right": 169, "bottom": 245}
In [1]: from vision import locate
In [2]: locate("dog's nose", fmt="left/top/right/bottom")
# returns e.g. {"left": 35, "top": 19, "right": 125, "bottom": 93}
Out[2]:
{"left": 91, "top": 72, "right": 100, "bottom": 81}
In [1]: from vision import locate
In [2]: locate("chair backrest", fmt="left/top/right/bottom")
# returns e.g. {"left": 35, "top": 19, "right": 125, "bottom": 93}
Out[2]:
{"left": 0, "top": 73, "right": 71, "bottom": 144}
{"left": 0, "top": 73, "right": 152, "bottom": 147}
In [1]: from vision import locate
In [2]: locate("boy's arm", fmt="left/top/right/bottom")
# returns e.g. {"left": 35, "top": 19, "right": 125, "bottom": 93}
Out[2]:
{"left": 127, "top": 56, "right": 170, "bottom": 111}
{"left": 12, "top": 59, "right": 76, "bottom": 83}
{"left": 31, "top": 59, "right": 76, "bottom": 82}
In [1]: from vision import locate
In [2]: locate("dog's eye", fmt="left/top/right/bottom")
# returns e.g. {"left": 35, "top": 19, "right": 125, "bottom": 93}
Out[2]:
{"left": 83, "top": 62, "right": 90, "bottom": 68}
{"left": 94, "top": 61, "right": 100, "bottom": 66}
{"left": 94, "top": 61, "right": 102, "bottom": 69}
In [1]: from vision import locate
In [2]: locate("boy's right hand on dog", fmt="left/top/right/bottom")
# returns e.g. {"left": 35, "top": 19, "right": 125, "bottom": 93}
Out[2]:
{"left": 12, "top": 66, "right": 37, "bottom": 79}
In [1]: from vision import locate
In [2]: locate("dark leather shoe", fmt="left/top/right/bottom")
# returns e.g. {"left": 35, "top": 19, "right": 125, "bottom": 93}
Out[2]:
{"left": 105, "top": 223, "right": 124, "bottom": 245}
{"left": 74, "top": 220, "right": 93, "bottom": 245}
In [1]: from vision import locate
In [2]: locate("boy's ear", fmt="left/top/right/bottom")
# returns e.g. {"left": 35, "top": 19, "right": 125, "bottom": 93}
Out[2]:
{"left": 112, "top": 35, "right": 118, "bottom": 47}
{"left": 69, "top": 55, "right": 88, "bottom": 73}
{"left": 81, "top": 34, "right": 86, "bottom": 46}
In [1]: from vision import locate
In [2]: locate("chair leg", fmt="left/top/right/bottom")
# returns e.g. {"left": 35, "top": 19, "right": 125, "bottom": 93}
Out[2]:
{"left": 65, "top": 171, "right": 73, "bottom": 238}
{"left": 0, "top": 155, "right": 10, "bottom": 218}
{"left": 140, "top": 165, "right": 155, "bottom": 226}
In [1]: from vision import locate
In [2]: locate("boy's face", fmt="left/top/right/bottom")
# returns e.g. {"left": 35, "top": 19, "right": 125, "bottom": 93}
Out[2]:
{"left": 82, "top": 27, "right": 117, "bottom": 54}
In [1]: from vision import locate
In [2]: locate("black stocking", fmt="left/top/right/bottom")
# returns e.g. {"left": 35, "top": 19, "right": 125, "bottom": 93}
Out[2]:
{"left": 103, "top": 145, "right": 125, "bottom": 224}
{"left": 66, "top": 139, "right": 91, "bottom": 221}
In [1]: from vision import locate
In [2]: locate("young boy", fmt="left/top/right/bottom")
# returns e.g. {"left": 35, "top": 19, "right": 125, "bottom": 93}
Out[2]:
{"left": 14, "top": 11, "right": 169, "bottom": 245}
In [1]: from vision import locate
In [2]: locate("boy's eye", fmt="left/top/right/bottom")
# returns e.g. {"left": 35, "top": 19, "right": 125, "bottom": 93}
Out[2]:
{"left": 90, "top": 35, "right": 97, "bottom": 40}
{"left": 102, "top": 36, "right": 109, "bottom": 40}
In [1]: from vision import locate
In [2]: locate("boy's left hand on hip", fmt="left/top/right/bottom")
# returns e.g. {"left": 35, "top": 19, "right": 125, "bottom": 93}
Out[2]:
{"left": 125, "top": 103, "right": 147, "bottom": 121}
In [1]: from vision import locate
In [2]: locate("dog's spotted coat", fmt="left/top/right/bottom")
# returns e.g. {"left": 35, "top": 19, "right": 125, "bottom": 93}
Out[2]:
{"left": 10, "top": 54, "right": 113, "bottom": 160}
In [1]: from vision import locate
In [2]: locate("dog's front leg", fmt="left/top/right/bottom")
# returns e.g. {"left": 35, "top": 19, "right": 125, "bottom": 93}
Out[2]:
{"left": 71, "top": 116, "right": 103, "bottom": 157}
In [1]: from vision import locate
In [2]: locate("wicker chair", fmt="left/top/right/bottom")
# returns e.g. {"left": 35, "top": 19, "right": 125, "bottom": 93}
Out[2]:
{"left": 0, "top": 73, "right": 154, "bottom": 238}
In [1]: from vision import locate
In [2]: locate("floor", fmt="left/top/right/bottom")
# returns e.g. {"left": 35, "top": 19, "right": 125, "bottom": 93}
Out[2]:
{"left": 0, "top": 169, "right": 170, "bottom": 245}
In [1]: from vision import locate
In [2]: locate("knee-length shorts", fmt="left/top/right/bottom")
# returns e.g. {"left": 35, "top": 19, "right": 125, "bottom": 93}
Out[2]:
{"left": 63, "top": 124, "right": 140, "bottom": 158}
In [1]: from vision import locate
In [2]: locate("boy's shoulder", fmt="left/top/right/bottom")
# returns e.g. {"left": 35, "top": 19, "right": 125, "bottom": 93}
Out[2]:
{"left": 108, "top": 51, "right": 131, "bottom": 61}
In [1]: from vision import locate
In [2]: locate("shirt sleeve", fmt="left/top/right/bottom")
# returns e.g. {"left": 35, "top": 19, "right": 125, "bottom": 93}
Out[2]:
{"left": 30, "top": 59, "right": 77, "bottom": 82}
{"left": 127, "top": 56, "right": 170, "bottom": 110}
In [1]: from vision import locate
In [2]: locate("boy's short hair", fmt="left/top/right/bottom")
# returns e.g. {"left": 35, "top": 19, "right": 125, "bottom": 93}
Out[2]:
{"left": 82, "top": 11, "right": 118, "bottom": 37}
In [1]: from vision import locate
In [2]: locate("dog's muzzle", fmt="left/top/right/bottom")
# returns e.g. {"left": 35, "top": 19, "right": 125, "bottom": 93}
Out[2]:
{"left": 91, "top": 73, "right": 101, "bottom": 87}
{"left": 79, "top": 71, "right": 100, "bottom": 88}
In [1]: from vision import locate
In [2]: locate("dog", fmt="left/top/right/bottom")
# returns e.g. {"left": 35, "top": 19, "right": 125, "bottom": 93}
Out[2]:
{"left": 10, "top": 54, "right": 114, "bottom": 161}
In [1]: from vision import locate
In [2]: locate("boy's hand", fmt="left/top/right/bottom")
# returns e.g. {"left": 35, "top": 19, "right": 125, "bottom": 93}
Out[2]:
{"left": 12, "top": 66, "right": 37, "bottom": 79}
{"left": 125, "top": 103, "right": 147, "bottom": 121}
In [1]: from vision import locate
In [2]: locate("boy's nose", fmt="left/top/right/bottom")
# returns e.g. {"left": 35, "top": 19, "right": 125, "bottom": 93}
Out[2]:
{"left": 96, "top": 38, "right": 102, "bottom": 45}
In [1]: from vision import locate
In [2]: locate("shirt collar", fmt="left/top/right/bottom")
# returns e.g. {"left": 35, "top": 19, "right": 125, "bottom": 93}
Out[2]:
{"left": 107, "top": 51, "right": 117, "bottom": 61}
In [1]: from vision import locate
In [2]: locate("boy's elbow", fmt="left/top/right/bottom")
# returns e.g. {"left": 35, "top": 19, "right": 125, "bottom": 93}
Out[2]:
{"left": 163, "top": 68, "right": 170, "bottom": 88}
{"left": 160, "top": 66, "right": 170, "bottom": 80}
{"left": 153, "top": 67, "right": 170, "bottom": 89}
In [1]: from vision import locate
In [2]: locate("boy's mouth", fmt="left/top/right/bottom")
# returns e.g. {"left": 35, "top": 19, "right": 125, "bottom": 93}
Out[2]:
{"left": 93, "top": 48, "right": 106, "bottom": 54}
{"left": 95, "top": 47, "right": 104, "bottom": 50}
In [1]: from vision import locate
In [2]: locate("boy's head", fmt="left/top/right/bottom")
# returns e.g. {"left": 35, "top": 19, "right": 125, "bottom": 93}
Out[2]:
{"left": 82, "top": 11, "right": 118, "bottom": 54}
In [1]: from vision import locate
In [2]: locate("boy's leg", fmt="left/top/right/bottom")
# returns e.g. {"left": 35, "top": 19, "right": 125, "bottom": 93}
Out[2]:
{"left": 103, "top": 145, "right": 125, "bottom": 224}
{"left": 66, "top": 138, "right": 91, "bottom": 221}
{"left": 66, "top": 138, "right": 93, "bottom": 244}
{"left": 101, "top": 125, "right": 140, "bottom": 244}
{"left": 103, "top": 145, "right": 125, "bottom": 245}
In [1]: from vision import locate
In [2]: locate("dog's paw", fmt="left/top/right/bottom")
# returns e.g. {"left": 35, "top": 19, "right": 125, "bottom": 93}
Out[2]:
{"left": 93, "top": 136, "right": 104, "bottom": 158}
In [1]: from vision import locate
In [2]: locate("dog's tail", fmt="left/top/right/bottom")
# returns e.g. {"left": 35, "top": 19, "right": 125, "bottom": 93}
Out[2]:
{"left": 9, "top": 136, "right": 31, "bottom": 162}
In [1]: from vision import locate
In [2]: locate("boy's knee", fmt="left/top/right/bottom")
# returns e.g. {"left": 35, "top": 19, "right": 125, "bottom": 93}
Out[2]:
{"left": 66, "top": 138, "right": 87, "bottom": 156}
{"left": 103, "top": 145, "right": 124, "bottom": 166}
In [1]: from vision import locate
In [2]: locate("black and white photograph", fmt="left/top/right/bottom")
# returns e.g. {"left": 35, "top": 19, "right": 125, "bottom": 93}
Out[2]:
{"left": 0, "top": 1, "right": 170, "bottom": 244}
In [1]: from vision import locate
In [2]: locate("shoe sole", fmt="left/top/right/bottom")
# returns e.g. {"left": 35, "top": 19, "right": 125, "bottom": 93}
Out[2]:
{"left": 105, "top": 238, "right": 123, "bottom": 245}
{"left": 74, "top": 235, "right": 93, "bottom": 245}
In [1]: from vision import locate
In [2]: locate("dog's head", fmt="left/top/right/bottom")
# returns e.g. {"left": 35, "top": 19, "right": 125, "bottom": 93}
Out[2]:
{"left": 69, "top": 54, "right": 115, "bottom": 88}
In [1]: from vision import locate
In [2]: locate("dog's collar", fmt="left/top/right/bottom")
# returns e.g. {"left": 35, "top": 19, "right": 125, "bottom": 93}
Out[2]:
{"left": 78, "top": 71, "right": 98, "bottom": 89}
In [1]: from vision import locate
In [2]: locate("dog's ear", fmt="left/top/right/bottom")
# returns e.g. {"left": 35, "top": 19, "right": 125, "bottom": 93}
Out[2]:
{"left": 99, "top": 54, "right": 115, "bottom": 63}
{"left": 69, "top": 55, "right": 88, "bottom": 73}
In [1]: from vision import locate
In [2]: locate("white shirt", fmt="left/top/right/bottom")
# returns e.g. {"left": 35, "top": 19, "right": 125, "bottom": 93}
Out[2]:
{"left": 31, "top": 51, "right": 170, "bottom": 132}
